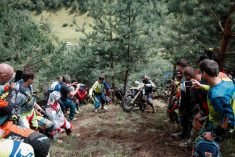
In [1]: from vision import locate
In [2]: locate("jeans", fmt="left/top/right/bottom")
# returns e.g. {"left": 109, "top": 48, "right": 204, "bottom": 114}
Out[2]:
{"left": 94, "top": 94, "right": 106, "bottom": 109}
{"left": 146, "top": 92, "right": 155, "bottom": 112}
{"left": 60, "top": 98, "right": 76, "bottom": 120}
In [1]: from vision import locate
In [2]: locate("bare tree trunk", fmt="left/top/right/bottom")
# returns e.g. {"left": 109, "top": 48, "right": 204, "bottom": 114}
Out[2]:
{"left": 123, "top": 2, "right": 131, "bottom": 95}
{"left": 168, "top": 64, "right": 176, "bottom": 106}
{"left": 218, "top": 4, "right": 235, "bottom": 71}
{"left": 107, "top": 0, "right": 115, "bottom": 102}
{"left": 110, "top": 50, "right": 115, "bottom": 101}
{"left": 123, "top": 68, "right": 129, "bottom": 95}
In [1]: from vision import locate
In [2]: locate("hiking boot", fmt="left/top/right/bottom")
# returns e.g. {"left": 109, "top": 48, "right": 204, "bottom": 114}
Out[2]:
{"left": 103, "top": 106, "right": 108, "bottom": 110}
{"left": 69, "top": 117, "right": 77, "bottom": 121}
{"left": 152, "top": 107, "right": 156, "bottom": 113}
{"left": 93, "top": 109, "right": 98, "bottom": 113}
{"left": 66, "top": 110, "right": 70, "bottom": 115}
{"left": 179, "top": 141, "right": 188, "bottom": 148}
{"left": 179, "top": 139, "right": 192, "bottom": 148}
{"left": 59, "top": 128, "right": 66, "bottom": 133}
{"left": 75, "top": 110, "right": 79, "bottom": 114}
{"left": 56, "top": 139, "right": 63, "bottom": 144}
{"left": 174, "top": 123, "right": 181, "bottom": 132}
{"left": 72, "top": 133, "right": 80, "bottom": 137}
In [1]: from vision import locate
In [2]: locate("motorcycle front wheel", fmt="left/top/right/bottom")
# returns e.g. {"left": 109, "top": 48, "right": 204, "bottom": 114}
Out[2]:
{"left": 122, "top": 94, "right": 135, "bottom": 112}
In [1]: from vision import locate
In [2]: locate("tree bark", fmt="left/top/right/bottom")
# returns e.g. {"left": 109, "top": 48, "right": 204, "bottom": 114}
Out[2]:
{"left": 218, "top": 4, "right": 235, "bottom": 71}
{"left": 123, "top": 68, "right": 129, "bottom": 95}
{"left": 168, "top": 64, "right": 176, "bottom": 106}
{"left": 123, "top": 1, "right": 131, "bottom": 95}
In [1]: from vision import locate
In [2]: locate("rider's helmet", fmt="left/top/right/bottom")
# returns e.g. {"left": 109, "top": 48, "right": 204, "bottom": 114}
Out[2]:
{"left": 141, "top": 74, "right": 149, "bottom": 84}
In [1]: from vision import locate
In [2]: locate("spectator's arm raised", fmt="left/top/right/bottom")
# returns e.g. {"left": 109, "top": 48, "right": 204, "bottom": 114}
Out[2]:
{"left": 191, "top": 79, "right": 209, "bottom": 90}
{"left": 69, "top": 84, "right": 80, "bottom": 97}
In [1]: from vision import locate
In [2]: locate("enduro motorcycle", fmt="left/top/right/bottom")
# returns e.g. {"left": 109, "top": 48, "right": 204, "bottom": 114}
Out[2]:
{"left": 122, "top": 81, "right": 154, "bottom": 112}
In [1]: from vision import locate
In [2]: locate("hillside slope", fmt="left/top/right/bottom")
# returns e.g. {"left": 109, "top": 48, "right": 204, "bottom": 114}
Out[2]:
{"left": 31, "top": 8, "right": 93, "bottom": 43}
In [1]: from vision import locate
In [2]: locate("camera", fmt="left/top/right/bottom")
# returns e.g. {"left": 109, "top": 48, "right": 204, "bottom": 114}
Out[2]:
{"left": 14, "top": 70, "right": 23, "bottom": 82}
{"left": 184, "top": 81, "right": 193, "bottom": 87}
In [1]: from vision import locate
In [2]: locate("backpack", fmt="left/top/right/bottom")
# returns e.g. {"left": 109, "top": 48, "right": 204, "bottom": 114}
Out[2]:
{"left": 50, "top": 81, "right": 58, "bottom": 92}
{"left": 44, "top": 81, "right": 60, "bottom": 99}
{"left": 192, "top": 137, "right": 220, "bottom": 157}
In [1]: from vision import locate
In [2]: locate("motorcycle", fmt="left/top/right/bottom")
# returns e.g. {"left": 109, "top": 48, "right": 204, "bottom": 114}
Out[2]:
{"left": 122, "top": 81, "right": 154, "bottom": 112}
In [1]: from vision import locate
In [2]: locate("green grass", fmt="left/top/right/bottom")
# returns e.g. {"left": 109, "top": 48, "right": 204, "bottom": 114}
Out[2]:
{"left": 31, "top": 8, "right": 93, "bottom": 44}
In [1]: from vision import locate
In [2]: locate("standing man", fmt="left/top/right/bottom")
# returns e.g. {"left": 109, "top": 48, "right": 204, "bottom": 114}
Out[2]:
{"left": 192, "top": 59, "right": 235, "bottom": 140}
{"left": 172, "top": 58, "right": 191, "bottom": 140}
{"left": 89, "top": 75, "right": 107, "bottom": 112}
{"left": 60, "top": 75, "right": 78, "bottom": 121}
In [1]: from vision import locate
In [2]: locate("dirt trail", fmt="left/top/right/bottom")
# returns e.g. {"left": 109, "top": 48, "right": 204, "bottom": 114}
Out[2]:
{"left": 51, "top": 100, "right": 189, "bottom": 157}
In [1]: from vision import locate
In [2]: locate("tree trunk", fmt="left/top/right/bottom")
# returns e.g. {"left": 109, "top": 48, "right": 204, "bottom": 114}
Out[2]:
{"left": 123, "top": 68, "right": 129, "bottom": 95}
{"left": 107, "top": 0, "right": 115, "bottom": 102}
{"left": 110, "top": 50, "right": 115, "bottom": 101}
{"left": 218, "top": 4, "right": 235, "bottom": 71}
{"left": 123, "top": 2, "right": 131, "bottom": 95}
{"left": 168, "top": 64, "right": 176, "bottom": 106}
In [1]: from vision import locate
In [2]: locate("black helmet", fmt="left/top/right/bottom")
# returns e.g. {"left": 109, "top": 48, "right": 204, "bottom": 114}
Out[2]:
{"left": 197, "top": 53, "right": 208, "bottom": 63}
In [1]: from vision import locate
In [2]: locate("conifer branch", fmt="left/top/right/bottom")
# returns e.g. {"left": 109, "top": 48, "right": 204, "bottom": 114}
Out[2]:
{"left": 208, "top": 9, "right": 224, "bottom": 32}
{"left": 191, "top": 33, "right": 207, "bottom": 48}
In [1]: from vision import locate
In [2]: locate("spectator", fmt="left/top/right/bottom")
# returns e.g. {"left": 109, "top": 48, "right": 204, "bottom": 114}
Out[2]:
{"left": 46, "top": 91, "right": 73, "bottom": 141}
{"left": 60, "top": 75, "right": 78, "bottom": 121}
{"left": 0, "top": 63, "right": 50, "bottom": 157}
{"left": 52, "top": 75, "right": 63, "bottom": 92}
{"left": 192, "top": 59, "right": 235, "bottom": 141}
{"left": 89, "top": 75, "right": 108, "bottom": 112}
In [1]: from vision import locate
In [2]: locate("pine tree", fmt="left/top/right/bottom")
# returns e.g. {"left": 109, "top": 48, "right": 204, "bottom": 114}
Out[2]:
{"left": 0, "top": 0, "right": 54, "bottom": 70}
{"left": 75, "top": 0, "right": 158, "bottom": 91}
{"left": 160, "top": 0, "right": 235, "bottom": 69}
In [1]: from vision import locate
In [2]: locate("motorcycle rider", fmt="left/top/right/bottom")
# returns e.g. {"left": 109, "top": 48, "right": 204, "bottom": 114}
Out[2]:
{"left": 141, "top": 74, "right": 156, "bottom": 113}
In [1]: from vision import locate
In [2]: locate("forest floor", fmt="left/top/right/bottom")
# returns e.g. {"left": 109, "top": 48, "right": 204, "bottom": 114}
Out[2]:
{"left": 50, "top": 100, "right": 192, "bottom": 157}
